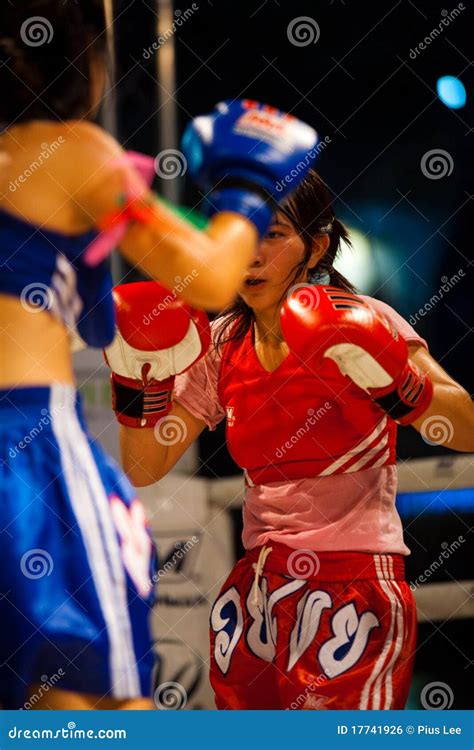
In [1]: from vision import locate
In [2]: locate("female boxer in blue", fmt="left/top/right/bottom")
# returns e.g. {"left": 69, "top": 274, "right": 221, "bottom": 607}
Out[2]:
{"left": 0, "top": 0, "right": 318, "bottom": 710}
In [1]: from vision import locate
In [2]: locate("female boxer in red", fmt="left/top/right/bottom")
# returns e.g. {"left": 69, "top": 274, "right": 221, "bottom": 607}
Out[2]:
{"left": 114, "top": 169, "right": 474, "bottom": 710}
{"left": 0, "top": 0, "right": 316, "bottom": 710}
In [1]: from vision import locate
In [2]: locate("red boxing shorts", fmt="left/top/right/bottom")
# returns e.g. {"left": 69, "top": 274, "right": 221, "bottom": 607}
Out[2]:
{"left": 210, "top": 543, "right": 416, "bottom": 710}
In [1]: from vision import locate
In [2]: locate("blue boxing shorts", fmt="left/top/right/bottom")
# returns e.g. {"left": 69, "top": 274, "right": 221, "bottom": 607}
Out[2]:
{"left": 0, "top": 384, "right": 156, "bottom": 708}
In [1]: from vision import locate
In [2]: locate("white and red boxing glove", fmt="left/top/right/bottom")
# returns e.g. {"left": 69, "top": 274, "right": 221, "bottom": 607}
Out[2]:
{"left": 104, "top": 281, "right": 210, "bottom": 428}
{"left": 280, "top": 285, "right": 433, "bottom": 425}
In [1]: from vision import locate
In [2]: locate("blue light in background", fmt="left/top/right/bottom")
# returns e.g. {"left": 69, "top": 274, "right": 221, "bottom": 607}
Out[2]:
{"left": 397, "top": 487, "right": 474, "bottom": 517}
{"left": 436, "top": 76, "right": 466, "bottom": 109}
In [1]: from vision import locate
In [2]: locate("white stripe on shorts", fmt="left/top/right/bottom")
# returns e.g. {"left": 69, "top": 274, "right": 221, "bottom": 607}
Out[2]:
{"left": 372, "top": 557, "right": 404, "bottom": 709}
{"left": 359, "top": 554, "right": 397, "bottom": 709}
{"left": 382, "top": 579, "right": 405, "bottom": 709}
{"left": 50, "top": 384, "right": 140, "bottom": 698}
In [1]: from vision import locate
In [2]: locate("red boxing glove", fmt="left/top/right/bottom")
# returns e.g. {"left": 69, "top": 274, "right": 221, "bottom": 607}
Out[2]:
{"left": 104, "top": 281, "right": 210, "bottom": 428}
{"left": 280, "top": 286, "right": 433, "bottom": 425}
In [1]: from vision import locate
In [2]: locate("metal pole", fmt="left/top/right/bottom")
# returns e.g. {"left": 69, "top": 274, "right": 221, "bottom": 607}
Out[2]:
{"left": 102, "top": 0, "right": 118, "bottom": 138}
{"left": 156, "top": 0, "right": 181, "bottom": 204}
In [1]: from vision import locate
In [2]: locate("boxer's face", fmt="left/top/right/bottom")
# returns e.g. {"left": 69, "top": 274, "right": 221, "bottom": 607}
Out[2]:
{"left": 239, "top": 212, "right": 329, "bottom": 315}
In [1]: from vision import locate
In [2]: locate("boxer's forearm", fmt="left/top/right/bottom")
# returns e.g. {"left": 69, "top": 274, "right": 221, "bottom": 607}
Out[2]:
{"left": 119, "top": 424, "right": 168, "bottom": 487}
{"left": 410, "top": 383, "right": 474, "bottom": 452}
{"left": 119, "top": 401, "right": 206, "bottom": 486}
{"left": 119, "top": 208, "right": 256, "bottom": 311}
{"left": 408, "top": 345, "right": 474, "bottom": 451}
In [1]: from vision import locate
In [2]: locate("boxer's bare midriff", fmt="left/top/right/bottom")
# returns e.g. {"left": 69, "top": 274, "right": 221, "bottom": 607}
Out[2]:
{"left": 0, "top": 295, "right": 74, "bottom": 388}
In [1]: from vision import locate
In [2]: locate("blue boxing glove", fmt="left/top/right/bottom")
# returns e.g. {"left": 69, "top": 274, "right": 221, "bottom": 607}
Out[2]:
{"left": 182, "top": 99, "right": 319, "bottom": 237}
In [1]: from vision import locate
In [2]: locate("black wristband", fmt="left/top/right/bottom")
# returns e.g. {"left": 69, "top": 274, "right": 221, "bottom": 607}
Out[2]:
{"left": 374, "top": 380, "right": 424, "bottom": 421}
{"left": 113, "top": 379, "right": 145, "bottom": 419}
{"left": 113, "top": 379, "right": 171, "bottom": 419}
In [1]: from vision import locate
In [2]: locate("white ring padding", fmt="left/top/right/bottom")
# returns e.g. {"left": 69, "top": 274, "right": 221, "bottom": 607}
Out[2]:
{"left": 414, "top": 580, "right": 474, "bottom": 623}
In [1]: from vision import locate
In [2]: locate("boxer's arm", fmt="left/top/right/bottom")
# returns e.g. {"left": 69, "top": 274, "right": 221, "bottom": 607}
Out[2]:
{"left": 120, "top": 402, "right": 206, "bottom": 487}
{"left": 69, "top": 122, "right": 256, "bottom": 311}
{"left": 408, "top": 344, "right": 474, "bottom": 452}
{"left": 118, "top": 206, "right": 257, "bottom": 311}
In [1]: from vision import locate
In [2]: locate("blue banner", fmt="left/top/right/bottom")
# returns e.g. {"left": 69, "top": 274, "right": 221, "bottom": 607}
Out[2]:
{"left": 0, "top": 710, "right": 473, "bottom": 749}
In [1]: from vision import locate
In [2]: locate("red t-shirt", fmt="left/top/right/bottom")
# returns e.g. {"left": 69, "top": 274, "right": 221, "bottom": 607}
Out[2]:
{"left": 174, "top": 295, "right": 427, "bottom": 554}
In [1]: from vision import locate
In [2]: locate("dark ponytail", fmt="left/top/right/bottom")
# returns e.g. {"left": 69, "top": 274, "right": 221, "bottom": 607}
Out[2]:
{"left": 0, "top": 0, "right": 107, "bottom": 126}
{"left": 214, "top": 169, "right": 355, "bottom": 352}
